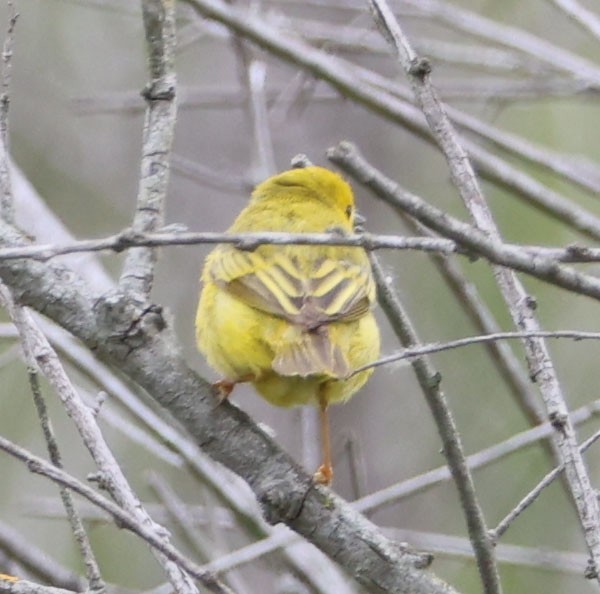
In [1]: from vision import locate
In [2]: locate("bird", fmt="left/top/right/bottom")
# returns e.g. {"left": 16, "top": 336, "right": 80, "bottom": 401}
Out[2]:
{"left": 195, "top": 165, "right": 380, "bottom": 485}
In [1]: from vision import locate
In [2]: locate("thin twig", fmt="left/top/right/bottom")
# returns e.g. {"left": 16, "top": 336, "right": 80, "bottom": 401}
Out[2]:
{"left": 4, "top": 226, "right": 600, "bottom": 266}
{"left": 386, "top": 528, "right": 589, "bottom": 575}
{"left": 0, "top": 284, "right": 198, "bottom": 594}
{"left": 431, "top": 77, "right": 597, "bottom": 101}
{"left": 21, "top": 499, "right": 235, "bottom": 529}
{"left": 547, "top": 0, "right": 600, "bottom": 46}
{"left": 0, "top": 438, "right": 237, "bottom": 594}
{"left": 369, "top": 250, "right": 502, "bottom": 594}
{"left": 0, "top": 522, "right": 84, "bottom": 592}
{"left": 0, "top": 228, "right": 459, "bottom": 261}
{"left": 491, "top": 428, "right": 600, "bottom": 542}
{"left": 353, "top": 330, "right": 600, "bottom": 376}
{"left": 24, "top": 365, "right": 105, "bottom": 594}
{"left": 172, "top": 153, "right": 251, "bottom": 193}
{"left": 354, "top": 397, "right": 600, "bottom": 514}
{"left": 147, "top": 473, "right": 214, "bottom": 561}
{"left": 228, "top": 16, "right": 277, "bottom": 182}
{"left": 288, "top": 17, "right": 543, "bottom": 72}
{"left": 147, "top": 472, "right": 257, "bottom": 594}
{"left": 400, "top": 0, "right": 600, "bottom": 85}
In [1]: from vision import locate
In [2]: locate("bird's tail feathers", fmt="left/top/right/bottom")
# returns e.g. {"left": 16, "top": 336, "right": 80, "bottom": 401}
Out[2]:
{"left": 272, "top": 328, "right": 350, "bottom": 379}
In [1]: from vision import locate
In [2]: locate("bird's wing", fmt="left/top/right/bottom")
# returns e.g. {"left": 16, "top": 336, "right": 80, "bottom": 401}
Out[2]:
{"left": 206, "top": 247, "right": 376, "bottom": 379}
{"left": 207, "top": 247, "right": 375, "bottom": 327}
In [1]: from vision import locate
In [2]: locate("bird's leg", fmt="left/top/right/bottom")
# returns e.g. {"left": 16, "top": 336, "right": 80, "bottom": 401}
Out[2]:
{"left": 313, "top": 389, "right": 333, "bottom": 486}
{"left": 212, "top": 374, "right": 254, "bottom": 404}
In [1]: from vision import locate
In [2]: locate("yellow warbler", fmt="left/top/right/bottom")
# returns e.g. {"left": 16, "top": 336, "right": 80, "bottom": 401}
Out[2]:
{"left": 196, "top": 166, "right": 380, "bottom": 485}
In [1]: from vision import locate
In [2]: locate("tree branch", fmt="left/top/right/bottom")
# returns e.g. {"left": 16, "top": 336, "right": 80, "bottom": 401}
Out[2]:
{"left": 365, "top": 0, "right": 600, "bottom": 580}
{"left": 370, "top": 250, "right": 502, "bottom": 594}
{"left": 0, "top": 438, "right": 236, "bottom": 594}
{"left": 120, "top": 0, "right": 177, "bottom": 298}
{"left": 0, "top": 222, "right": 459, "bottom": 594}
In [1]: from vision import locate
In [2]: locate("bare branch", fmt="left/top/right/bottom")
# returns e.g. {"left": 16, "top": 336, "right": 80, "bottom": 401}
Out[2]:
{"left": 355, "top": 396, "right": 600, "bottom": 513}
{"left": 0, "top": 217, "right": 458, "bottom": 594}
{"left": 400, "top": 0, "right": 600, "bottom": 84}
{"left": 366, "top": 0, "right": 600, "bottom": 580}
{"left": 387, "top": 528, "right": 588, "bottom": 575}
{"left": 120, "top": 0, "right": 177, "bottom": 299}
{"left": 355, "top": 330, "right": 600, "bottom": 376}
{"left": 0, "top": 283, "right": 197, "bottom": 594}
{"left": 491, "top": 428, "right": 600, "bottom": 542}
{"left": 25, "top": 367, "right": 105, "bottom": 592}
{"left": 180, "top": 0, "right": 600, "bottom": 242}
{"left": 0, "top": 286, "right": 105, "bottom": 593}
{"left": 0, "top": 522, "right": 85, "bottom": 591}
{"left": 195, "top": 395, "right": 600, "bottom": 570}
{"left": 330, "top": 144, "right": 600, "bottom": 299}
{"left": 547, "top": 0, "right": 600, "bottom": 46}
{"left": 0, "top": 4, "right": 17, "bottom": 224}
{"left": 369, "top": 250, "right": 502, "bottom": 594}
{"left": 0, "top": 437, "right": 237, "bottom": 594}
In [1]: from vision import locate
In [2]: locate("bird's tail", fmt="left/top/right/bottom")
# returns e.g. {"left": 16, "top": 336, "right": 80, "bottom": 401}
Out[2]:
{"left": 272, "top": 326, "right": 350, "bottom": 379}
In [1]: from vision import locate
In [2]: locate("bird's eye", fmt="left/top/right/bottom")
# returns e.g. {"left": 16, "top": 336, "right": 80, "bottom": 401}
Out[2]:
{"left": 345, "top": 205, "right": 353, "bottom": 219}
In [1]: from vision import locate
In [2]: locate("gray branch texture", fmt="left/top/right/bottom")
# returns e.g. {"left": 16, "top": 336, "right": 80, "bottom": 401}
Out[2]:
{"left": 2, "top": 2, "right": 600, "bottom": 594}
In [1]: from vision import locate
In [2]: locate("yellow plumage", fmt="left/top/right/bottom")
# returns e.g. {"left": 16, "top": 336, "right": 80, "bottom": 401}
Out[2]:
{"left": 195, "top": 166, "right": 380, "bottom": 484}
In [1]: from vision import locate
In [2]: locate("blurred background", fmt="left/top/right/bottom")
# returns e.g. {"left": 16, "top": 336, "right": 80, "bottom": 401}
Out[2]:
{"left": 2, "top": 0, "right": 600, "bottom": 593}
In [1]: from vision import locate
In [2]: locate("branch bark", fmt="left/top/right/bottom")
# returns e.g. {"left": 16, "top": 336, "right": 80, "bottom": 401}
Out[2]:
{"left": 0, "top": 221, "right": 459, "bottom": 594}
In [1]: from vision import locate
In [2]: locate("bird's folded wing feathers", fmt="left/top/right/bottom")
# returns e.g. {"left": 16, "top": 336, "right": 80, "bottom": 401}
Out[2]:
{"left": 207, "top": 247, "right": 375, "bottom": 379}
{"left": 208, "top": 247, "right": 375, "bottom": 326}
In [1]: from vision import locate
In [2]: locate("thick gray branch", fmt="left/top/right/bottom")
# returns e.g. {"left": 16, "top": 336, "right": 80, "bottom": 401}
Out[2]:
{"left": 0, "top": 227, "right": 459, "bottom": 594}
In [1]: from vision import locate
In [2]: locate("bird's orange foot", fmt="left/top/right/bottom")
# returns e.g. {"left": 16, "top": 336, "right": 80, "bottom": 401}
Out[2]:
{"left": 212, "top": 374, "right": 255, "bottom": 405}
{"left": 0, "top": 575, "right": 18, "bottom": 582}
{"left": 313, "top": 464, "right": 333, "bottom": 486}
{"left": 212, "top": 379, "right": 236, "bottom": 404}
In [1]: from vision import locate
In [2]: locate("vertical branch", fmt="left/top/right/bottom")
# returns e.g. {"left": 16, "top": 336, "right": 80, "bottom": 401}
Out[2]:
{"left": 0, "top": 3, "right": 18, "bottom": 224}
{"left": 24, "top": 366, "right": 106, "bottom": 593}
{"left": 368, "top": 0, "right": 600, "bottom": 582}
{"left": 120, "top": 0, "right": 177, "bottom": 298}
{"left": 370, "top": 256, "right": 502, "bottom": 594}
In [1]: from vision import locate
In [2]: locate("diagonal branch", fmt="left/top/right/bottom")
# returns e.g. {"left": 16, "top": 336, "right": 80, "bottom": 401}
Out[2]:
{"left": 365, "top": 0, "right": 600, "bottom": 582}
{"left": 0, "top": 437, "right": 236, "bottom": 594}
{"left": 0, "top": 280, "right": 198, "bottom": 594}
{"left": 0, "top": 222, "right": 459, "bottom": 594}
{"left": 369, "top": 250, "right": 502, "bottom": 594}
